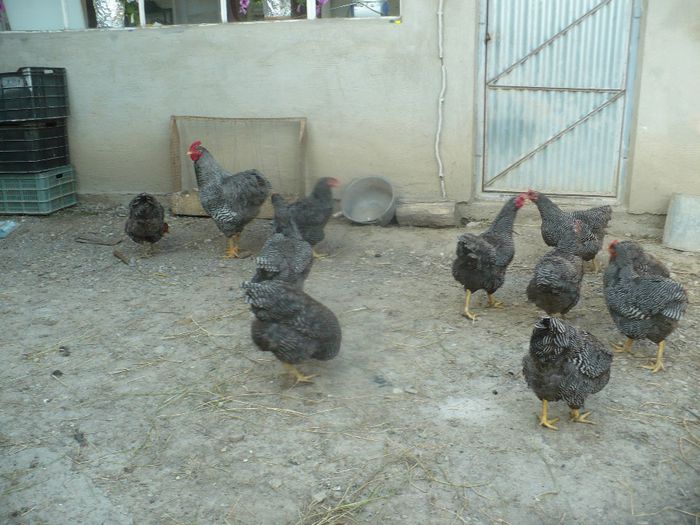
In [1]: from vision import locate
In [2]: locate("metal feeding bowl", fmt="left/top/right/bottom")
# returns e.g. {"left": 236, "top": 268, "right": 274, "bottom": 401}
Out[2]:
{"left": 341, "top": 176, "right": 397, "bottom": 226}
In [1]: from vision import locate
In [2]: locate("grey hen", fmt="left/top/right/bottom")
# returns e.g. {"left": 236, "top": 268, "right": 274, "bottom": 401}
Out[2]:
{"left": 603, "top": 240, "right": 670, "bottom": 288}
{"left": 526, "top": 220, "right": 584, "bottom": 316}
{"left": 124, "top": 193, "right": 169, "bottom": 255}
{"left": 451, "top": 194, "right": 527, "bottom": 320}
{"left": 604, "top": 240, "right": 687, "bottom": 372}
{"left": 523, "top": 316, "right": 612, "bottom": 430}
{"left": 527, "top": 190, "right": 612, "bottom": 271}
{"left": 251, "top": 193, "right": 313, "bottom": 289}
{"left": 289, "top": 177, "right": 340, "bottom": 258}
{"left": 242, "top": 280, "right": 341, "bottom": 383}
{"left": 186, "top": 140, "right": 271, "bottom": 258}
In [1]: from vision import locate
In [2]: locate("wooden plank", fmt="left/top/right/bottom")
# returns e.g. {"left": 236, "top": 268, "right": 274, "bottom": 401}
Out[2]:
{"left": 170, "top": 189, "right": 276, "bottom": 219}
{"left": 395, "top": 201, "right": 457, "bottom": 227}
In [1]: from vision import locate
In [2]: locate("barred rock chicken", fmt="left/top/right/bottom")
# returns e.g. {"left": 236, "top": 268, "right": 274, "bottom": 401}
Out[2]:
{"left": 124, "top": 193, "right": 169, "bottom": 255}
{"left": 251, "top": 193, "right": 313, "bottom": 290}
{"left": 523, "top": 316, "right": 612, "bottom": 430}
{"left": 526, "top": 220, "right": 584, "bottom": 316}
{"left": 242, "top": 280, "right": 341, "bottom": 383}
{"left": 603, "top": 240, "right": 670, "bottom": 282}
{"left": 289, "top": 177, "right": 340, "bottom": 258}
{"left": 451, "top": 194, "right": 527, "bottom": 320}
{"left": 604, "top": 240, "right": 687, "bottom": 373}
{"left": 527, "top": 190, "right": 612, "bottom": 271}
{"left": 187, "top": 141, "right": 271, "bottom": 258}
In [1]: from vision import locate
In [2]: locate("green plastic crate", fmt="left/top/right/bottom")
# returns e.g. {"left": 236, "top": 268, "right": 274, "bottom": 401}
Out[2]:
{"left": 0, "top": 165, "right": 77, "bottom": 214}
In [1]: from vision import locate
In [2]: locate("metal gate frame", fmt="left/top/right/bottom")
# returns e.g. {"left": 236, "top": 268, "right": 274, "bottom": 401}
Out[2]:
{"left": 473, "top": 0, "right": 643, "bottom": 201}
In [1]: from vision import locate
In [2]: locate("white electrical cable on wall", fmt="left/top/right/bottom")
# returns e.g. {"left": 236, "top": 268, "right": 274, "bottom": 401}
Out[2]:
{"left": 435, "top": 0, "right": 447, "bottom": 199}
{"left": 60, "top": 0, "right": 70, "bottom": 29}
{"left": 138, "top": 0, "right": 146, "bottom": 26}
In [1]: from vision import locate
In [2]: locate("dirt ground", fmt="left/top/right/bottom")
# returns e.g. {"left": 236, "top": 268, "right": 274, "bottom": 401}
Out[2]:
{"left": 1, "top": 203, "right": 698, "bottom": 525}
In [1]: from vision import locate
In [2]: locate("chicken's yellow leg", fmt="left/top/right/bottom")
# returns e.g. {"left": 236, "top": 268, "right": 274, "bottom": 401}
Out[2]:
{"left": 642, "top": 340, "right": 666, "bottom": 373}
{"left": 224, "top": 234, "right": 241, "bottom": 258}
{"left": 487, "top": 293, "right": 504, "bottom": 309}
{"left": 539, "top": 399, "right": 559, "bottom": 430}
{"left": 283, "top": 363, "right": 316, "bottom": 384}
{"left": 612, "top": 337, "right": 633, "bottom": 353}
{"left": 570, "top": 408, "right": 596, "bottom": 425}
{"left": 462, "top": 290, "right": 477, "bottom": 321}
{"left": 312, "top": 248, "right": 327, "bottom": 259}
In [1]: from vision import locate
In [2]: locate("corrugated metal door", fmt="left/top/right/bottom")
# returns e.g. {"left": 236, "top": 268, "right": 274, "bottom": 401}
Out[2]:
{"left": 480, "top": 0, "right": 640, "bottom": 196}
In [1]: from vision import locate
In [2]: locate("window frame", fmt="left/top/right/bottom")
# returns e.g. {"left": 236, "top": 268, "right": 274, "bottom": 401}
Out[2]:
{"left": 0, "top": 0, "right": 399, "bottom": 31}
{"left": 132, "top": 0, "right": 318, "bottom": 25}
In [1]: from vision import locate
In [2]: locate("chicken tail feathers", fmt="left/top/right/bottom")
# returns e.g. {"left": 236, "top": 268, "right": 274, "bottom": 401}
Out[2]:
{"left": 129, "top": 192, "right": 159, "bottom": 209}
{"left": 660, "top": 286, "right": 688, "bottom": 320}
{"left": 250, "top": 169, "right": 272, "bottom": 192}
{"left": 456, "top": 234, "right": 493, "bottom": 260}
{"left": 241, "top": 280, "right": 271, "bottom": 307}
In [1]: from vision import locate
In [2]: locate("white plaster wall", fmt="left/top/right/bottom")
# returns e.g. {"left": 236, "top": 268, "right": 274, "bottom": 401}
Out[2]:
{"left": 0, "top": 1, "right": 476, "bottom": 202}
{"left": 3, "top": 0, "right": 698, "bottom": 213}
{"left": 627, "top": 0, "right": 700, "bottom": 213}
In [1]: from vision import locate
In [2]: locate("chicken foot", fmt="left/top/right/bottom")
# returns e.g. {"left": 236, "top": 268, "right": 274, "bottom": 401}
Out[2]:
{"left": 612, "top": 337, "right": 634, "bottom": 354}
{"left": 462, "top": 290, "right": 477, "bottom": 321}
{"left": 487, "top": 294, "right": 504, "bottom": 309}
{"left": 224, "top": 234, "right": 241, "bottom": 258}
{"left": 312, "top": 248, "right": 328, "bottom": 259}
{"left": 538, "top": 399, "right": 559, "bottom": 430}
{"left": 283, "top": 363, "right": 316, "bottom": 384}
{"left": 570, "top": 408, "right": 596, "bottom": 425}
{"left": 642, "top": 340, "right": 666, "bottom": 373}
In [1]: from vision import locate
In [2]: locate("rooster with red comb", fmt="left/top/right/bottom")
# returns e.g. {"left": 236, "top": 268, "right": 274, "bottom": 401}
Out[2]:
{"left": 187, "top": 140, "right": 271, "bottom": 258}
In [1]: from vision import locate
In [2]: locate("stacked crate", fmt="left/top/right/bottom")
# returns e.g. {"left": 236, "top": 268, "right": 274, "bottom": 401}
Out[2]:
{"left": 0, "top": 67, "right": 76, "bottom": 214}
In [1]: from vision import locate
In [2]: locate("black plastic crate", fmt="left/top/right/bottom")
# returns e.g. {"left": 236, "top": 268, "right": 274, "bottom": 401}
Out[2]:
{"left": 0, "top": 67, "right": 69, "bottom": 123}
{"left": 0, "top": 120, "right": 69, "bottom": 172}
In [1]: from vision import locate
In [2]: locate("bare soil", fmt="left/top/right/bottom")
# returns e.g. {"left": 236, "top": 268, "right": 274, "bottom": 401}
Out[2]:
{"left": 1, "top": 205, "right": 698, "bottom": 525}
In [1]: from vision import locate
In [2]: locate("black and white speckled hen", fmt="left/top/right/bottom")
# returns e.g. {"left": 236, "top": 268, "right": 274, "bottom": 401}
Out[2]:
{"left": 125, "top": 193, "right": 169, "bottom": 255}
{"left": 242, "top": 280, "right": 341, "bottom": 383}
{"left": 527, "top": 190, "right": 612, "bottom": 271}
{"left": 187, "top": 140, "right": 271, "bottom": 258}
{"left": 523, "top": 316, "right": 612, "bottom": 430}
{"left": 603, "top": 240, "right": 670, "bottom": 283}
{"left": 604, "top": 240, "right": 687, "bottom": 373}
{"left": 251, "top": 193, "right": 313, "bottom": 290}
{"left": 289, "top": 177, "right": 340, "bottom": 258}
{"left": 451, "top": 194, "right": 526, "bottom": 320}
{"left": 526, "top": 220, "right": 584, "bottom": 316}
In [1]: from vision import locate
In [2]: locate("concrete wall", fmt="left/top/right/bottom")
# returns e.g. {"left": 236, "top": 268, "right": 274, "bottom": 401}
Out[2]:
{"left": 1, "top": 0, "right": 699, "bottom": 213}
{"left": 627, "top": 0, "right": 700, "bottom": 214}
{"left": 0, "top": 1, "right": 476, "bottom": 203}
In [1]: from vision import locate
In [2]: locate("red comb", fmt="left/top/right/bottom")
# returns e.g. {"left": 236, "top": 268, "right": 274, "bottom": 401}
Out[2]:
{"left": 188, "top": 140, "right": 202, "bottom": 151}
